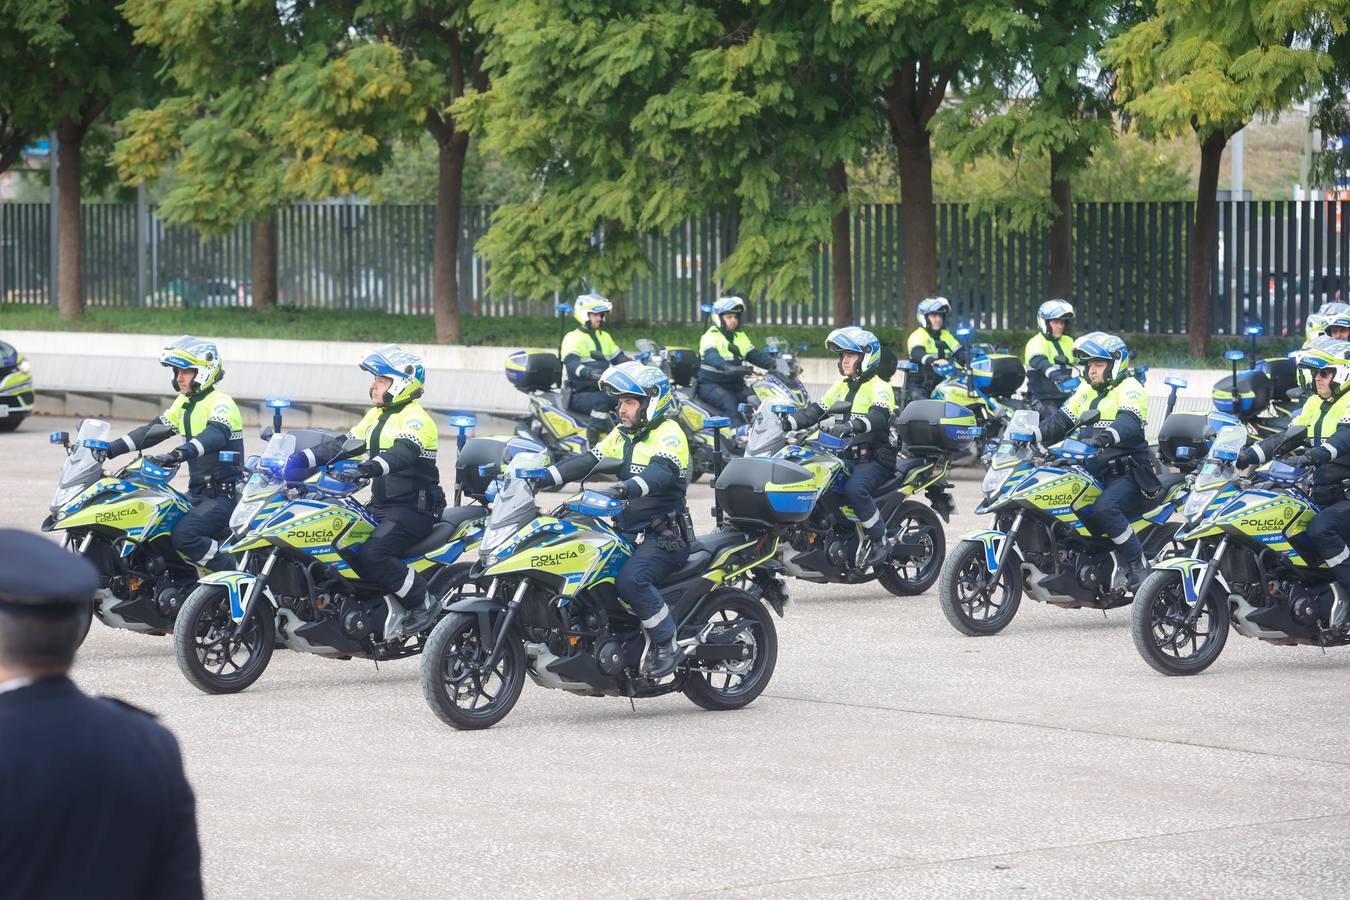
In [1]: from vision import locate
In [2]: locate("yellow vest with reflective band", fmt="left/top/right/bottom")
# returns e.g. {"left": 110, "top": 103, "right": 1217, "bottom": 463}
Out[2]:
{"left": 561, "top": 327, "right": 621, "bottom": 362}
{"left": 699, "top": 326, "right": 755, "bottom": 360}
{"left": 821, "top": 374, "right": 895, "bottom": 416}
{"left": 348, "top": 401, "right": 438, "bottom": 457}
{"left": 906, "top": 326, "right": 959, "bottom": 358}
{"left": 1023, "top": 333, "right": 1074, "bottom": 367}
{"left": 593, "top": 416, "right": 689, "bottom": 476}
{"left": 1061, "top": 376, "right": 1148, "bottom": 428}
{"left": 162, "top": 388, "right": 243, "bottom": 440}
{"left": 1292, "top": 391, "right": 1350, "bottom": 446}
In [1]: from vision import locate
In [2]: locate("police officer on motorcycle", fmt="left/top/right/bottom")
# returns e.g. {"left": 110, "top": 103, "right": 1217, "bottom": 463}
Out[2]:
{"left": 696, "top": 296, "right": 776, "bottom": 424}
{"left": 1024, "top": 299, "right": 1078, "bottom": 419}
{"left": 1239, "top": 339, "right": 1350, "bottom": 622}
{"left": 561, "top": 292, "right": 630, "bottom": 445}
{"left": 1036, "top": 332, "right": 1155, "bottom": 591}
{"left": 291, "top": 345, "right": 446, "bottom": 637}
{"left": 532, "top": 361, "right": 690, "bottom": 678}
{"left": 107, "top": 336, "right": 243, "bottom": 572}
{"left": 780, "top": 327, "right": 896, "bottom": 568}
{"left": 905, "top": 296, "right": 968, "bottom": 401}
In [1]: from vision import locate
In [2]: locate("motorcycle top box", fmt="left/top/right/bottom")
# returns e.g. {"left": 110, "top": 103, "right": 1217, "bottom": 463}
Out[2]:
{"left": 1213, "top": 370, "right": 1272, "bottom": 416}
{"left": 970, "top": 353, "right": 1025, "bottom": 396}
{"left": 664, "top": 347, "right": 699, "bottom": 387}
{"left": 1157, "top": 412, "right": 1211, "bottom": 469}
{"left": 894, "top": 400, "right": 982, "bottom": 453}
{"left": 1257, "top": 356, "right": 1298, "bottom": 400}
{"left": 505, "top": 350, "right": 562, "bottom": 392}
{"left": 715, "top": 457, "right": 818, "bottom": 528}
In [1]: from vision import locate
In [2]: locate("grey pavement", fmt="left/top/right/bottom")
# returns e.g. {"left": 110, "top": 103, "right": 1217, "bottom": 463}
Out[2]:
{"left": 3, "top": 417, "right": 1349, "bottom": 899}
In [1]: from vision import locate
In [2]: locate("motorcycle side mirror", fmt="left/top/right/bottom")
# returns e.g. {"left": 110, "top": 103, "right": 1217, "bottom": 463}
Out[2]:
{"left": 1287, "top": 388, "right": 1304, "bottom": 400}
{"left": 1077, "top": 409, "right": 1101, "bottom": 428}
{"left": 260, "top": 427, "right": 275, "bottom": 441}
{"left": 591, "top": 456, "right": 624, "bottom": 476}
{"left": 1277, "top": 425, "right": 1307, "bottom": 454}
{"left": 828, "top": 400, "right": 852, "bottom": 415}
{"left": 245, "top": 454, "right": 261, "bottom": 470}
{"left": 338, "top": 437, "right": 366, "bottom": 460}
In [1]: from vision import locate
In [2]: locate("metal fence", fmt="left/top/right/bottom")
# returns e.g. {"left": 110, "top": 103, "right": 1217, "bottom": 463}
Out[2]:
{"left": 2, "top": 199, "right": 1347, "bottom": 334}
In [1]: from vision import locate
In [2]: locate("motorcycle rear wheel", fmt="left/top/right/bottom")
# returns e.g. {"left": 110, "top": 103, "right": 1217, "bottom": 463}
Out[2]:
{"left": 938, "top": 539, "right": 1023, "bottom": 636}
{"left": 682, "top": 589, "right": 777, "bottom": 711}
{"left": 1131, "top": 570, "right": 1229, "bottom": 676}
{"left": 421, "top": 612, "right": 526, "bottom": 730}
{"left": 876, "top": 501, "right": 945, "bottom": 596}
{"left": 174, "top": 585, "right": 275, "bottom": 694}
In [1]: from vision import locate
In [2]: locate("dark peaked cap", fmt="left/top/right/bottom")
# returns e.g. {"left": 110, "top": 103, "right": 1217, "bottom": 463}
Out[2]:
{"left": 0, "top": 528, "right": 99, "bottom": 608}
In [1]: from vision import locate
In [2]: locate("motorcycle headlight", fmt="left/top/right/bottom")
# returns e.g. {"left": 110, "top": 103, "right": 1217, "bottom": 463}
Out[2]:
{"left": 479, "top": 524, "right": 516, "bottom": 559}
{"left": 1183, "top": 487, "right": 1219, "bottom": 524}
{"left": 18, "top": 360, "right": 31, "bottom": 374}
{"left": 982, "top": 465, "right": 1016, "bottom": 500}
{"left": 230, "top": 496, "right": 267, "bottom": 533}
{"left": 50, "top": 483, "right": 84, "bottom": 512}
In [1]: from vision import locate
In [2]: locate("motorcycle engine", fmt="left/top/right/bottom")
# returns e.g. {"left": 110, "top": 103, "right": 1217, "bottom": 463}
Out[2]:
{"left": 826, "top": 539, "right": 851, "bottom": 568}
{"left": 1289, "top": 585, "right": 1325, "bottom": 627}
{"left": 594, "top": 638, "right": 626, "bottom": 675}
{"left": 1073, "top": 552, "right": 1105, "bottom": 593}
{"left": 154, "top": 578, "right": 191, "bottom": 617}
{"left": 340, "top": 596, "right": 378, "bottom": 640}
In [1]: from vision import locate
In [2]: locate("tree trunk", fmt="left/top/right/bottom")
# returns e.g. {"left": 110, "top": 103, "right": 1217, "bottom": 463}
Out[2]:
{"left": 432, "top": 131, "right": 469, "bottom": 343}
{"left": 1049, "top": 149, "right": 1073, "bottom": 300}
{"left": 894, "top": 134, "right": 937, "bottom": 325}
{"left": 827, "top": 160, "right": 853, "bottom": 327}
{"left": 1189, "top": 130, "right": 1229, "bottom": 357}
{"left": 608, "top": 292, "right": 628, "bottom": 326}
{"left": 251, "top": 214, "right": 278, "bottom": 308}
{"left": 56, "top": 117, "right": 84, "bottom": 321}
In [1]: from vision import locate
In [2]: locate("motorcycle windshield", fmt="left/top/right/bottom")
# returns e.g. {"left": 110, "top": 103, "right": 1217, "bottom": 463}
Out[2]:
{"left": 51, "top": 419, "right": 112, "bottom": 510}
{"left": 480, "top": 477, "right": 540, "bottom": 554}
{"left": 745, "top": 408, "right": 788, "bottom": 456}
{"left": 1194, "top": 425, "right": 1245, "bottom": 489}
{"left": 230, "top": 434, "right": 296, "bottom": 532}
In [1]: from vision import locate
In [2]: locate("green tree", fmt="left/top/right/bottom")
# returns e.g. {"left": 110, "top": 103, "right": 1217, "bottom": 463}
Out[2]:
{"left": 1106, "top": 0, "right": 1349, "bottom": 355}
{"left": 0, "top": 0, "right": 146, "bottom": 320}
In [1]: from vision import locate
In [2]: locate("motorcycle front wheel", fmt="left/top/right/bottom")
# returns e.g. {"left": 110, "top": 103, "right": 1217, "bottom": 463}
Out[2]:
{"left": 682, "top": 589, "right": 777, "bottom": 711}
{"left": 938, "top": 539, "right": 1023, "bottom": 636}
{"left": 174, "top": 585, "right": 275, "bottom": 694}
{"left": 1131, "top": 570, "right": 1229, "bottom": 676}
{"left": 876, "top": 501, "right": 945, "bottom": 596}
{"left": 421, "top": 612, "right": 526, "bottom": 730}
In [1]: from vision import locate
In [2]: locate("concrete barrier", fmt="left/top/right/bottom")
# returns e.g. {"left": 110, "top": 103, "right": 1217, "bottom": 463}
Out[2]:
{"left": 4, "top": 328, "right": 1246, "bottom": 438}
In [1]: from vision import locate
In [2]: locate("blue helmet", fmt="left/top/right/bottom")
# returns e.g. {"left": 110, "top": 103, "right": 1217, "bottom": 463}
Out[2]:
{"left": 160, "top": 335, "right": 223, "bottom": 394}
{"left": 1072, "top": 331, "right": 1130, "bottom": 387}
{"left": 600, "top": 360, "right": 674, "bottom": 428}
{"left": 825, "top": 326, "right": 882, "bottom": 376}
{"left": 710, "top": 296, "right": 746, "bottom": 328}
{"left": 916, "top": 296, "right": 950, "bottom": 328}
{"left": 1036, "top": 299, "right": 1075, "bottom": 336}
{"left": 360, "top": 344, "right": 425, "bottom": 406}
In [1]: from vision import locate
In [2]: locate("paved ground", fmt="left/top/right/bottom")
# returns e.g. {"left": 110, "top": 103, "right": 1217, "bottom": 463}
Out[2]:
{"left": 5, "top": 417, "right": 1350, "bottom": 899}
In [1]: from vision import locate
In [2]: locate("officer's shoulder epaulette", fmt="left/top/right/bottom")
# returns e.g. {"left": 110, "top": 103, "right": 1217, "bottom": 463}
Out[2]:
{"left": 99, "top": 695, "right": 159, "bottom": 719}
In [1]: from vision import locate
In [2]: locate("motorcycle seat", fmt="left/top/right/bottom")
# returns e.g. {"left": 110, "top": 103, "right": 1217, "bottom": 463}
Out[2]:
{"left": 874, "top": 457, "right": 933, "bottom": 494}
{"left": 1155, "top": 472, "right": 1186, "bottom": 494}
{"left": 401, "top": 522, "right": 459, "bottom": 558}
{"left": 440, "top": 505, "right": 486, "bottom": 529}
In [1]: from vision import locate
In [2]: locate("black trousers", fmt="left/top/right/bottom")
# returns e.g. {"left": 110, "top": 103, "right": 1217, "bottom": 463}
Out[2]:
{"left": 1306, "top": 498, "right": 1350, "bottom": 583}
{"left": 696, "top": 380, "right": 752, "bottom": 425}
{"left": 360, "top": 504, "right": 437, "bottom": 597}
{"left": 614, "top": 537, "right": 688, "bottom": 643}
{"left": 843, "top": 460, "right": 890, "bottom": 540}
{"left": 1080, "top": 473, "right": 1146, "bottom": 562}
{"left": 568, "top": 390, "right": 616, "bottom": 419}
{"left": 172, "top": 493, "right": 235, "bottom": 570}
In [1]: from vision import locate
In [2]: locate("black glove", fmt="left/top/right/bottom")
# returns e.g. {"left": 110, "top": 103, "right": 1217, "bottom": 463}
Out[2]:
{"left": 1079, "top": 432, "right": 1112, "bottom": 450}
{"left": 355, "top": 459, "right": 382, "bottom": 478}
{"left": 597, "top": 481, "right": 630, "bottom": 500}
{"left": 1285, "top": 453, "right": 1313, "bottom": 469}
{"left": 147, "top": 450, "right": 184, "bottom": 467}
{"left": 1237, "top": 447, "right": 1257, "bottom": 468}
{"left": 825, "top": 422, "right": 856, "bottom": 439}
{"left": 1049, "top": 366, "right": 1073, "bottom": 387}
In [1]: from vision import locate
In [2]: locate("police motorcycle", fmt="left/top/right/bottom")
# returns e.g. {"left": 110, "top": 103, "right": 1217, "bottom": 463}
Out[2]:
{"left": 40, "top": 418, "right": 268, "bottom": 638}
{"left": 938, "top": 407, "right": 1189, "bottom": 635}
{"left": 927, "top": 326, "right": 1030, "bottom": 466}
{"left": 507, "top": 346, "right": 593, "bottom": 458}
{"left": 633, "top": 338, "right": 737, "bottom": 480}
{"left": 751, "top": 336, "right": 812, "bottom": 410}
{"left": 418, "top": 448, "right": 789, "bottom": 730}
{"left": 0, "top": 337, "right": 35, "bottom": 431}
{"left": 1211, "top": 326, "right": 1301, "bottom": 441}
{"left": 738, "top": 397, "right": 969, "bottom": 596}
{"left": 1131, "top": 424, "right": 1350, "bottom": 676}
{"left": 172, "top": 414, "right": 503, "bottom": 695}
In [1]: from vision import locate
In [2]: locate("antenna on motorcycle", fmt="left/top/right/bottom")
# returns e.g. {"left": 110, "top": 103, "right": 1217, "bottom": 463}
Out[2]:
{"left": 1244, "top": 322, "right": 1264, "bottom": 367}
{"left": 265, "top": 398, "right": 290, "bottom": 438}
{"left": 705, "top": 415, "right": 732, "bottom": 527}
{"left": 555, "top": 300, "right": 573, "bottom": 386}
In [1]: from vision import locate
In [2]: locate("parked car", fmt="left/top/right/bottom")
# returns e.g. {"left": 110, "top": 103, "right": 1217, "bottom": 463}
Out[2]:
{"left": 0, "top": 338, "right": 34, "bottom": 432}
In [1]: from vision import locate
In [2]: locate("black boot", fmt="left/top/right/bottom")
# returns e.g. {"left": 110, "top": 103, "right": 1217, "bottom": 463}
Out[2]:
{"left": 862, "top": 527, "right": 889, "bottom": 569}
{"left": 643, "top": 637, "right": 682, "bottom": 678}
{"left": 400, "top": 590, "right": 439, "bottom": 636}
{"left": 1122, "top": 554, "right": 1148, "bottom": 593}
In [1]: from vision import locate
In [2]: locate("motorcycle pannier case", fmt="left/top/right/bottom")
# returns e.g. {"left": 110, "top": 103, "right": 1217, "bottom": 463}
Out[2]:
{"left": 971, "top": 353, "right": 1025, "bottom": 396}
{"left": 505, "top": 350, "right": 561, "bottom": 392}
{"left": 715, "top": 457, "right": 817, "bottom": 529}
{"left": 665, "top": 347, "right": 699, "bottom": 387}
{"left": 1157, "top": 412, "right": 1210, "bottom": 469}
{"left": 894, "top": 400, "right": 982, "bottom": 452}
{"left": 1257, "top": 357, "right": 1298, "bottom": 402}
{"left": 1212, "top": 370, "right": 1271, "bottom": 417}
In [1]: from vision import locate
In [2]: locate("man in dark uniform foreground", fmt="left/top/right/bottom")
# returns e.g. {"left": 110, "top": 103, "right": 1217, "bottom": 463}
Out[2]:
{"left": 0, "top": 528, "right": 203, "bottom": 900}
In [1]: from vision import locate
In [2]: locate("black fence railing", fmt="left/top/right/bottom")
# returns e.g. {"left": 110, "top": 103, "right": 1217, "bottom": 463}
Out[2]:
{"left": 2, "top": 199, "right": 1347, "bottom": 334}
